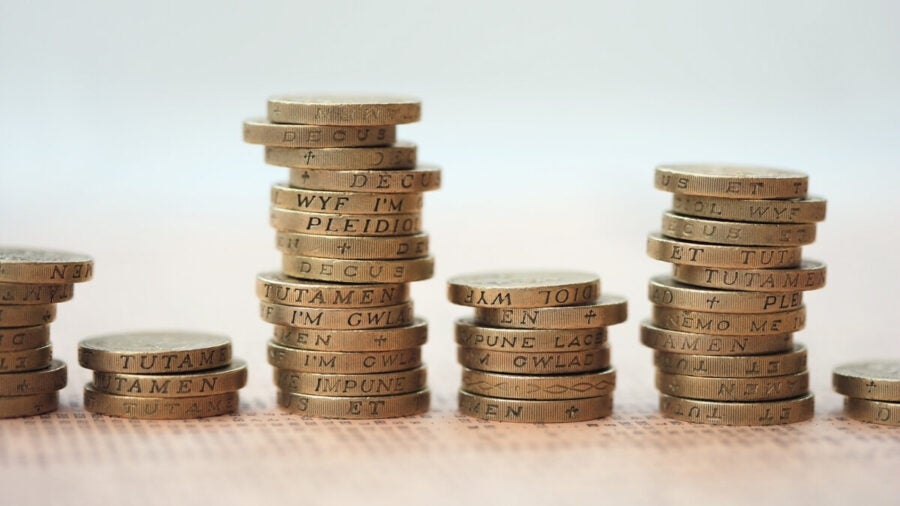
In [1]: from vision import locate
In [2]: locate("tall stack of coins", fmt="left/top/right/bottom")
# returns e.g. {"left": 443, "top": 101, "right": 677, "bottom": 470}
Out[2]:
{"left": 447, "top": 271, "right": 627, "bottom": 423}
{"left": 79, "top": 331, "right": 247, "bottom": 419}
{"left": 244, "top": 95, "right": 437, "bottom": 418}
{"left": 642, "top": 164, "right": 827, "bottom": 425}
{"left": 833, "top": 361, "right": 900, "bottom": 426}
{"left": 0, "top": 247, "right": 93, "bottom": 418}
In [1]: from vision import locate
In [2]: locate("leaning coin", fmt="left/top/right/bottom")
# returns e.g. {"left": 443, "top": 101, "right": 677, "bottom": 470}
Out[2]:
{"left": 265, "top": 143, "right": 416, "bottom": 170}
{"left": 455, "top": 319, "right": 607, "bottom": 352}
{"left": 267, "top": 341, "right": 421, "bottom": 374}
{"left": 0, "top": 282, "right": 74, "bottom": 304}
{"left": 0, "top": 359, "right": 66, "bottom": 395}
{"left": 274, "top": 366, "right": 427, "bottom": 397}
{"left": 654, "top": 344, "right": 807, "bottom": 377}
{"left": 273, "top": 319, "right": 428, "bottom": 352}
{"left": 288, "top": 165, "right": 441, "bottom": 193}
{"left": 654, "top": 164, "right": 808, "bottom": 199}
{"left": 0, "top": 247, "right": 94, "bottom": 283}
{"left": 659, "top": 392, "right": 814, "bottom": 426}
{"left": 267, "top": 94, "right": 421, "bottom": 125}
{"left": 270, "top": 208, "right": 423, "bottom": 236}
{"left": 473, "top": 295, "right": 627, "bottom": 329}
{"left": 843, "top": 397, "right": 900, "bottom": 426}
{"left": 0, "top": 344, "right": 53, "bottom": 373}
{"left": 458, "top": 346, "right": 610, "bottom": 375}
{"left": 0, "top": 304, "right": 56, "bottom": 328}
{"left": 277, "top": 389, "right": 430, "bottom": 419}
{"left": 92, "top": 360, "right": 247, "bottom": 398}
{"left": 651, "top": 305, "right": 806, "bottom": 336}
{"left": 833, "top": 361, "right": 900, "bottom": 402}
{"left": 458, "top": 390, "right": 612, "bottom": 423}
{"left": 661, "top": 212, "right": 816, "bottom": 247}
{"left": 78, "top": 331, "right": 232, "bottom": 374}
{"left": 282, "top": 255, "right": 434, "bottom": 283}
{"left": 672, "top": 260, "right": 826, "bottom": 292}
{"left": 447, "top": 270, "right": 600, "bottom": 308}
{"left": 646, "top": 234, "right": 802, "bottom": 269}
{"left": 671, "top": 194, "right": 827, "bottom": 223}
{"left": 243, "top": 119, "right": 396, "bottom": 148}
{"left": 277, "top": 232, "right": 430, "bottom": 260}
{"left": 648, "top": 276, "right": 803, "bottom": 313}
{"left": 639, "top": 321, "right": 793, "bottom": 356}
{"left": 260, "top": 301, "right": 414, "bottom": 330}
{"left": 256, "top": 272, "right": 409, "bottom": 308}
{"left": 461, "top": 368, "right": 615, "bottom": 400}
{"left": 271, "top": 184, "right": 423, "bottom": 214}
{"left": 0, "top": 392, "right": 59, "bottom": 419}
{"left": 83, "top": 385, "right": 239, "bottom": 419}
{"left": 0, "top": 325, "right": 51, "bottom": 352}
{"left": 656, "top": 370, "right": 809, "bottom": 402}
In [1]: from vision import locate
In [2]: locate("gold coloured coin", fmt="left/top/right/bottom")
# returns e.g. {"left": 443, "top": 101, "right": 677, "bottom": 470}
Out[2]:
{"left": 646, "top": 233, "right": 802, "bottom": 268}
{"left": 282, "top": 255, "right": 434, "bottom": 283}
{"left": 458, "top": 346, "right": 610, "bottom": 375}
{"left": 265, "top": 143, "right": 416, "bottom": 170}
{"left": 671, "top": 194, "right": 827, "bottom": 223}
{"left": 260, "top": 301, "right": 414, "bottom": 330}
{"left": 271, "top": 183, "right": 424, "bottom": 214}
{"left": 654, "top": 164, "right": 808, "bottom": 199}
{"left": 472, "top": 295, "right": 627, "bottom": 329}
{"left": 661, "top": 212, "right": 816, "bottom": 247}
{"left": 0, "top": 247, "right": 94, "bottom": 284}
{"left": 256, "top": 272, "right": 409, "bottom": 308}
{"left": 267, "top": 94, "right": 421, "bottom": 126}
{"left": 92, "top": 360, "right": 248, "bottom": 398}
{"left": 243, "top": 119, "right": 396, "bottom": 148}
{"left": 83, "top": 385, "right": 238, "bottom": 419}
{"left": 640, "top": 321, "right": 793, "bottom": 356}
{"left": 288, "top": 165, "right": 441, "bottom": 193}
{"left": 270, "top": 208, "right": 423, "bottom": 236}
{"left": 656, "top": 370, "right": 809, "bottom": 402}
{"left": 455, "top": 319, "right": 607, "bottom": 352}
{"left": 672, "top": 260, "right": 827, "bottom": 292}
{"left": 0, "top": 304, "right": 56, "bottom": 328}
{"left": 832, "top": 361, "right": 900, "bottom": 402}
{"left": 274, "top": 366, "right": 427, "bottom": 397}
{"left": 277, "top": 389, "right": 429, "bottom": 419}
{"left": 0, "top": 344, "right": 53, "bottom": 373}
{"left": 272, "top": 318, "right": 428, "bottom": 351}
{"left": 659, "top": 392, "right": 814, "bottom": 426}
{"left": 0, "top": 359, "right": 66, "bottom": 395}
{"left": 267, "top": 340, "right": 421, "bottom": 374}
{"left": 461, "top": 367, "right": 616, "bottom": 400}
{"left": 0, "top": 392, "right": 59, "bottom": 419}
{"left": 276, "top": 231, "right": 430, "bottom": 260}
{"left": 78, "top": 331, "right": 232, "bottom": 374}
{"left": 0, "top": 282, "right": 74, "bottom": 304}
{"left": 648, "top": 276, "right": 803, "bottom": 313}
{"left": 652, "top": 305, "right": 805, "bottom": 336}
{"left": 447, "top": 271, "right": 600, "bottom": 308}
{"left": 843, "top": 397, "right": 900, "bottom": 426}
{"left": 0, "top": 325, "right": 51, "bottom": 352}
{"left": 654, "top": 344, "right": 807, "bottom": 377}
{"left": 458, "top": 390, "right": 612, "bottom": 423}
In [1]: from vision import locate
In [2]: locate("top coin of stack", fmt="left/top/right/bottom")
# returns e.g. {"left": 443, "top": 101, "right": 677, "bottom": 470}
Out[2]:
{"left": 447, "top": 271, "right": 627, "bottom": 423}
{"left": 643, "top": 164, "right": 827, "bottom": 426}
{"left": 244, "top": 95, "right": 437, "bottom": 418}
{"left": 0, "top": 247, "right": 94, "bottom": 418}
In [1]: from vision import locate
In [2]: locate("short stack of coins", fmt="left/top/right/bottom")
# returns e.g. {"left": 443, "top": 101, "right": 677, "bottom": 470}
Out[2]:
{"left": 833, "top": 361, "right": 900, "bottom": 426}
{"left": 244, "top": 95, "right": 436, "bottom": 419}
{"left": 447, "top": 271, "right": 627, "bottom": 423}
{"left": 79, "top": 331, "right": 247, "bottom": 419}
{"left": 0, "top": 247, "right": 93, "bottom": 418}
{"left": 642, "top": 164, "right": 827, "bottom": 425}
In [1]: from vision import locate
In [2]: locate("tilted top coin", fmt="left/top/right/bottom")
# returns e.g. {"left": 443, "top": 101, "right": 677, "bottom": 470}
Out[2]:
{"left": 268, "top": 94, "right": 421, "bottom": 125}
{"left": 655, "top": 164, "right": 808, "bottom": 199}
{"left": 833, "top": 360, "right": 900, "bottom": 402}
{"left": 78, "top": 331, "right": 232, "bottom": 373}
{"left": 0, "top": 247, "right": 94, "bottom": 283}
{"left": 447, "top": 271, "right": 600, "bottom": 308}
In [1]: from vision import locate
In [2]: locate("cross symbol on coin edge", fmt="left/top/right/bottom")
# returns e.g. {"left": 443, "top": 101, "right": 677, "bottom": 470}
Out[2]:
{"left": 706, "top": 297, "right": 720, "bottom": 309}
{"left": 584, "top": 310, "right": 597, "bottom": 324}
{"left": 337, "top": 242, "right": 351, "bottom": 254}
{"left": 565, "top": 406, "right": 580, "bottom": 418}
{"left": 866, "top": 380, "right": 877, "bottom": 392}
{"left": 303, "top": 150, "right": 316, "bottom": 164}
{"left": 301, "top": 171, "right": 311, "bottom": 181}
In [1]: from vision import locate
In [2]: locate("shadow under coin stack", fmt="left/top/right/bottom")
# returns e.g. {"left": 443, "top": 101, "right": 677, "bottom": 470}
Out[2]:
{"left": 244, "top": 95, "right": 437, "bottom": 419}
{"left": 0, "top": 247, "right": 93, "bottom": 418}
{"left": 447, "top": 271, "right": 627, "bottom": 423}
{"left": 79, "top": 332, "right": 247, "bottom": 419}
{"left": 833, "top": 361, "right": 900, "bottom": 426}
{"left": 642, "top": 164, "right": 827, "bottom": 425}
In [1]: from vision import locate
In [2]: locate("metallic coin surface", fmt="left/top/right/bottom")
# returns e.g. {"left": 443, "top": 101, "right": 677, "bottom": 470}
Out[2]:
{"left": 288, "top": 165, "right": 441, "bottom": 193}
{"left": 458, "top": 390, "right": 612, "bottom": 423}
{"left": 656, "top": 370, "right": 809, "bottom": 402}
{"left": 472, "top": 295, "right": 627, "bottom": 329}
{"left": 648, "top": 276, "right": 803, "bottom": 314}
{"left": 654, "top": 344, "right": 807, "bottom": 377}
{"left": 274, "top": 366, "right": 427, "bottom": 397}
{"left": 652, "top": 305, "right": 806, "bottom": 336}
{"left": 271, "top": 184, "right": 423, "bottom": 214}
{"left": 461, "top": 367, "right": 616, "bottom": 400}
{"left": 260, "top": 301, "right": 414, "bottom": 330}
{"left": 455, "top": 319, "right": 607, "bottom": 352}
{"left": 243, "top": 119, "right": 396, "bottom": 147}
{"left": 843, "top": 397, "right": 900, "bottom": 426}
{"left": 277, "top": 389, "right": 430, "bottom": 419}
{"left": 833, "top": 361, "right": 900, "bottom": 401}
{"left": 256, "top": 272, "right": 409, "bottom": 308}
{"left": 83, "top": 385, "right": 239, "bottom": 419}
{"left": 0, "top": 282, "right": 74, "bottom": 305}
{"left": 639, "top": 321, "right": 793, "bottom": 356}
{"left": 267, "top": 94, "right": 421, "bottom": 125}
{"left": 276, "top": 231, "right": 430, "bottom": 260}
{"left": 266, "top": 143, "right": 416, "bottom": 170}
{"left": 0, "top": 247, "right": 94, "bottom": 284}
{"left": 78, "top": 331, "right": 232, "bottom": 373}
{"left": 447, "top": 271, "right": 600, "bottom": 308}
{"left": 458, "top": 345, "right": 610, "bottom": 375}
{"left": 282, "top": 255, "right": 434, "bottom": 283}
{"left": 672, "top": 260, "right": 827, "bottom": 292}
{"left": 654, "top": 164, "right": 808, "bottom": 199}
{"left": 646, "top": 234, "right": 802, "bottom": 269}
{"left": 671, "top": 194, "right": 827, "bottom": 223}
{"left": 273, "top": 318, "right": 428, "bottom": 351}
{"left": 0, "top": 344, "right": 53, "bottom": 373}
{"left": 661, "top": 212, "right": 816, "bottom": 247}
{"left": 0, "top": 392, "right": 59, "bottom": 419}
{"left": 0, "top": 304, "right": 56, "bottom": 328}
{"left": 0, "top": 325, "right": 51, "bottom": 352}
{"left": 270, "top": 208, "right": 423, "bottom": 236}
{"left": 267, "top": 340, "right": 421, "bottom": 374}
{"left": 92, "top": 360, "right": 247, "bottom": 398}
{"left": 659, "top": 392, "right": 814, "bottom": 425}
{"left": 0, "top": 359, "right": 67, "bottom": 395}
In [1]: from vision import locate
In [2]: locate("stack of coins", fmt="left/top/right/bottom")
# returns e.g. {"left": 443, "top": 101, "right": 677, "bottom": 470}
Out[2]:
{"left": 0, "top": 247, "right": 93, "bottom": 418}
{"left": 447, "top": 271, "right": 627, "bottom": 423}
{"left": 642, "top": 164, "right": 827, "bottom": 425}
{"left": 833, "top": 361, "right": 900, "bottom": 426}
{"left": 244, "top": 95, "right": 437, "bottom": 419}
{"left": 78, "top": 331, "right": 247, "bottom": 419}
